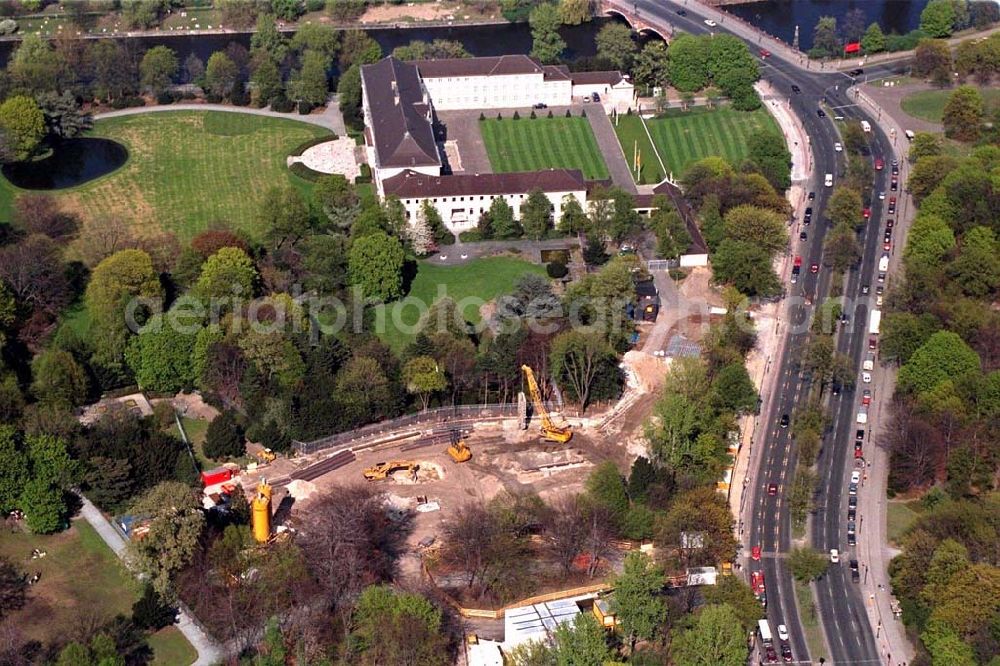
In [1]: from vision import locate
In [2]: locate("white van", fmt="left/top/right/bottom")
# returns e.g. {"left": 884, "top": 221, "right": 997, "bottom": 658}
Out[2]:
{"left": 905, "top": 129, "right": 916, "bottom": 141}
{"left": 878, "top": 254, "right": 889, "bottom": 272}
{"left": 825, "top": 173, "right": 833, "bottom": 187}
{"left": 863, "top": 353, "right": 874, "bottom": 371}
{"left": 856, "top": 408, "right": 868, "bottom": 425}
{"left": 861, "top": 120, "right": 872, "bottom": 133}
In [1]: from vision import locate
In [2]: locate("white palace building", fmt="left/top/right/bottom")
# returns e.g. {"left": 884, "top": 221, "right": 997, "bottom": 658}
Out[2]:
{"left": 359, "top": 55, "right": 635, "bottom": 233}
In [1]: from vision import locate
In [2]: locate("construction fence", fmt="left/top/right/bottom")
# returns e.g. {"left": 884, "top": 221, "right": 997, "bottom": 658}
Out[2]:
{"left": 293, "top": 403, "right": 520, "bottom": 456}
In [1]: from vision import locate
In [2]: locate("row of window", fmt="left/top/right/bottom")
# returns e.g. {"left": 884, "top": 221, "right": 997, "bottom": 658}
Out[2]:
{"left": 402, "top": 193, "right": 533, "bottom": 205}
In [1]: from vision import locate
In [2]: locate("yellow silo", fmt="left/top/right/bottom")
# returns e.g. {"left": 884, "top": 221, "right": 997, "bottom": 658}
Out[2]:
{"left": 251, "top": 480, "right": 272, "bottom": 544}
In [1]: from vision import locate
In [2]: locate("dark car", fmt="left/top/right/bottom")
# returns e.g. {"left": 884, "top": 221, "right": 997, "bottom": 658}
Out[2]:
{"left": 780, "top": 414, "right": 790, "bottom": 428}
{"left": 533, "top": 102, "right": 547, "bottom": 109}
{"left": 848, "top": 507, "right": 856, "bottom": 520}
{"left": 849, "top": 68, "right": 864, "bottom": 76}
{"left": 861, "top": 284, "right": 870, "bottom": 295}
{"left": 886, "top": 218, "right": 895, "bottom": 229}
{"left": 850, "top": 560, "right": 860, "bottom": 582}
{"left": 856, "top": 429, "right": 865, "bottom": 441}
{"left": 848, "top": 532, "right": 857, "bottom": 546}
{"left": 849, "top": 495, "right": 858, "bottom": 508}
{"left": 831, "top": 382, "right": 841, "bottom": 396}
{"left": 791, "top": 84, "right": 801, "bottom": 94}
{"left": 781, "top": 644, "right": 793, "bottom": 663}
{"left": 808, "top": 191, "right": 816, "bottom": 200}
{"left": 891, "top": 179, "right": 898, "bottom": 192}
{"left": 800, "top": 231, "right": 808, "bottom": 241}
{"left": 817, "top": 108, "right": 826, "bottom": 117}
{"left": 768, "top": 483, "right": 778, "bottom": 496}
{"left": 676, "top": 8, "right": 687, "bottom": 15}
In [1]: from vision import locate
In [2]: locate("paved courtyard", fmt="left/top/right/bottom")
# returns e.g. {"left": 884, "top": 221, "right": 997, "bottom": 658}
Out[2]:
{"left": 290, "top": 136, "right": 362, "bottom": 181}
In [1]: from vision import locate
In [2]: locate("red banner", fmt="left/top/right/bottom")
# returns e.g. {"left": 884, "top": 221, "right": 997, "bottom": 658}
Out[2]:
{"left": 844, "top": 41, "right": 861, "bottom": 54}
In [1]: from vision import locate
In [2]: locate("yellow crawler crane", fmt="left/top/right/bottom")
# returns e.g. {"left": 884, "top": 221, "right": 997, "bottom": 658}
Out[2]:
{"left": 446, "top": 430, "right": 471, "bottom": 463}
{"left": 521, "top": 365, "right": 573, "bottom": 443}
{"left": 363, "top": 460, "right": 420, "bottom": 481}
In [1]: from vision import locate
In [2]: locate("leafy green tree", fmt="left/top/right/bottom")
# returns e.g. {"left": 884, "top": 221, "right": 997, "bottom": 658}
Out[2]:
{"left": 348, "top": 231, "right": 405, "bottom": 302}
{"left": 788, "top": 547, "right": 829, "bottom": 582}
{"left": 711, "top": 239, "right": 781, "bottom": 297}
{"left": 521, "top": 189, "right": 553, "bottom": 240}
{"left": 632, "top": 40, "right": 669, "bottom": 90}
{"left": 914, "top": 39, "right": 953, "bottom": 83}
{"left": 529, "top": 3, "right": 566, "bottom": 64}
{"left": 85, "top": 249, "right": 164, "bottom": 368}
{"left": 36, "top": 92, "right": 93, "bottom": 141}
{"left": 921, "top": 619, "right": 977, "bottom": 666}
{"left": 812, "top": 16, "right": 840, "bottom": 57}
{"left": 204, "top": 51, "right": 240, "bottom": 98}
{"left": 552, "top": 612, "right": 612, "bottom": 665}
{"left": 550, "top": 329, "right": 618, "bottom": 413}
{"left": 948, "top": 226, "right": 1000, "bottom": 297}
{"left": 195, "top": 246, "right": 258, "bottom": 302}
{"left": 558, "top": 195, "right": 588, "bottom": 235}
{"left": 124, "top": 316, "right": 197, "bottom": 393}
{"left": 131, "top": 583, "right": 177, "bottom": 630}
{"left": 702, "top": 576, "right": 763, "bottom": 632}
{"left": 596, "top": 22, "right": 637, "bottom": 70}
{"left": 558, "top": 0, "right": 592, "bottom": 25}
{"left": 943, "top": 85, "right": 984, "bottom": 142}
{"left": 612, "top": 551, "right": 665, "bottom": 650}
{"left": 910, "top": 132, "right": 942, "bottom": 162}
{"left": 880, "top": 312, "right": 940, "bottom": 364}
{"left": 250, "top": 12, "right": 288, "bottom": 63}
{"left": 314, "top": 174, "right": 359, "bottom": 232}
{"left": 921, "top": 0, "right": 956, "bottom": 37}
{"left": 0, "top": 427, "right": 28, "bottom": 513}
{"left": 128, "top": 481, "right": 206, "bottom": 595}
{"left": 824, "top": 222, "right": 862, "bottom": 272}
{"left": 250, "top": 57, "right": 283, "bottom": 104}
{"left": 259, "top": 185, "right": 312, "bottom": 248}
{"left": 20, "top": 478, "right": 65, "bottom": 534}
{"left": 671, "top": 604, "right": 746, "bottom": 666}
{"left": 909, "top": 156, "right": 958, "bottom": 201}
{"left": 507, "top": 639, "right": 556, "bottom": 666}
{"left": 289, "top": 49, "right": 330, "bottom": 106}
{"left": 585, "top": 461, "right": 629, "bottom": 523}
{"left": 710, "top": 363, "right": 758, "bottom": 414}
{"left": 898, "top": 330, "right": 980, "bottom": 396}
{"left": 722, "top": 204, "right": 787, "bottom": 256}
{"left": 904, "top": 214, "right": 955, "bottom": 271}
{"left": 204, "top": 410, "right": 245, "bottom": 460}
{"left": 140, "top": 45, "right": 178, "bottom": 94}
{"left": 746, "top": 131, "right": 791, "bottom": 191}
{"left": 350, "top": 585, "right": 448, "bottom": 666}
{"left": 862, "top": 23, "right": 886, "bottom": 53}
{"left": 403, "top": 355, "right": 447, "bottom": 410}
{"left": 0, "top": 96, "right": 45, "bottom": 162}
{"left": 668, "top": 34, "right": 710, "bottom": 92}
{"left": 31, "top": 348, "right": 88, "bottom": 409}
{"left": 827, "top": 187, "right": 864, "bottom": 228}
{"left": 488, "top": 197, "right": 520, "bottom": 239}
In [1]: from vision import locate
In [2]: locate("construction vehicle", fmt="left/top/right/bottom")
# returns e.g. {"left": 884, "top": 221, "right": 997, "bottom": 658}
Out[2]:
{"left": 521, "top": 365, "right": 573, "bottom": 443}
{"left": 254, "top": 448, "right": 276, "bottom": 464}
{"left": 251, "top": 480, "right": 272, "bottom": 544}
{"left": 363, "top": 460, "right": 419, "bottom": 481}
{"left": 446, "top": 430, "right": 471, "bottom": 463}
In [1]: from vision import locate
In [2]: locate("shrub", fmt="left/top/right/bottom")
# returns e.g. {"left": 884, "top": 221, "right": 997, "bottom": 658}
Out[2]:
{"left": 626, "top": 107, "right": 632, "bottom": 115}
{"left": 305, "top": 0, "right": 325, "bottom": 11}
{"left": 0, "top": 19, "right": 18, "bottom": 35}
{"left": 205, "top": 92, "right": 223, "bottom": 104}
{"left": 230, "top": 89, "right": 250, "bottom": 106}
{"left": 513, "top": 110, "right": 520, "bottom": 120}
{"left": 203, "top": 411, "right": 245, "bottom": 460}
{"left": 479, "top": 112, "right": 485, "bottom": 121}
{"left": 565, "top": 109, "right": 572, "bottom": 117}
{"left": 547, "top": 110, "right": 553, "bottom": 118}
{"left": 155, "top": 91, "right": 175, "bottom": 105}
{"left": 496, "top": 112, "right": 502, "bottom": 120}
{"left": 459, "top": 230, "right": 483, "bottom": 242}
{"left": 110, "top": 97, "right": 129, "bottom": 110}
{"left": 290, "top": 135, "right": 336, "bottom": 156}
{"left": 439, "top": 231, "right": 456, "bottom": 246}
{"left": 530, "top": 109, "right": 536, "bottom": 119}
{"left": 297, "top": 100, "right": 314, "bottom": 115}
{"left": 546, "top": 261, "right": 569, "bottom": 279}
{"left": 290, "top": 162, "right": 324, "bottom": 182}
{"left": 270, "top": 95, "right": 295, "bottom": 113}
{"left": 669, "top": 268, "right": 687, "bottom": 281}
{"left": 126, "top": 96, "right": 146, "bottom": 108}
{"left": 354, "top": 163, "right": 372, "bottom": 184}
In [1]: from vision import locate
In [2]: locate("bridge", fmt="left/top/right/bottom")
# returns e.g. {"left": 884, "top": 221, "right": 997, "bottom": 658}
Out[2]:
{"left": 599, "top": 0, "right": 673, "bottom": 41}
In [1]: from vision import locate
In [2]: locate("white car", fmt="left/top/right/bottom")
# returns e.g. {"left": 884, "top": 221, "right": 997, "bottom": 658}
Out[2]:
{"left": 704, "top": 19, "right": 717, "bottom": 27}
{"left": 851, "top": 470, "right": 861, "bottom": 484}
{"left": 879, "top": 191, "right": 886, "bottom": 200}
{"left": 862, "top": 371, "right": 872, "bottom": 383}
{"left": 778, "top": 624, "right": 789, "bottom": 641}
{"left": 830, "top": 549, "right": 840, "bottom": 563}
{"left": 834, "top": 142, "right": 843, "bottom": 152}
{"left": 825, "top": 173, "right": 833, "bottom": 187}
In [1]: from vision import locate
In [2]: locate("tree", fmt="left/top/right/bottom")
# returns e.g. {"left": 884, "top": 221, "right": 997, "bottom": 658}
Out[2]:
{"left": 921, "top": 0, "right": 956, "bottom": 37}
{"left": 183, "top": 53, "right": 205, "bottom": 84}
{"left": 20, "top": 478, "right": 66, "bottom": 534}
{"left": 529, "top": 3, "right": 566, "bottom": 64}
{"left": 131, "top": 584, "right": 177, "bottom": 631}
{"left": 489, "top": 197, "right": 520, "bottom": 239}
{"left": 87, "top": 40, "right": 137, "bottom": 102}
{"left": 943, "top": 85, "right": 984, "bottom": 142}
{"left": 702, "top": 576, "right": 763, "bottom": 632}
{"left": 0, "top": 427, "right": 28, "bottom": 513}
{"left": 862, "top": 23, "right": 886, "bottom": 53}
{"left": 349, "top": 586, "right": 448, "bottom": 666}
{"left": 12, "top": 194, "right": 77, "bottom": 239}
{"left": 124, "top": 316, "right": 196, "bottom": 393}
{"left": 140, "top": 45, "right": 178, "bottom": 94}
{"left": 668, "top": 34, "right": 710, "bottom": 92}
{"left": 0, "top": 96, "right": 44, "bottom": 162}
{"left": 550, "top": 330, "right": 618, "bottom": 414}
{"left": 914, "top": 39, "right": 953, "bottom": 81}
{"left": 722, "top": 205, "right": 787, "bottom": 256}
{"left": 392, "top": 39, "right": 472, "bottom": 61}
{"left": 788, "top": 546, "right": 829, "bottom": 581}
{"left": 289, "top": 49, "right": 329, "bottom": 106}
{"left": 612, "top": 552, "right": 665, "bottom": 651}
{"left": 127, "top": 481, "right": 206, "bottom": 595}
{"left": 558, "top": 0, "right": 592, "bottom": 25}
{"left": 898, "top": 330, "right": 981, "bottom": 396}
{"left": 632, "top": 40, "right": 669, "bottom": 91}
{"left": 250, "top": 57, "right": 282, "bottom": 104}
{"left": 348, "top": 231, "right": 405, "bottom": 302}
{"left": 85, "top": 249, "right": 163, "bottom": 368}
{"left": 596, "top": 22, "right": 636, "bottom": 70}
{"left": 204, "top": 51, "right": 240, "bottom": 98}
{"left": 827, "top": 187, "right": 864, "bottom": 228}
{"left": 36, "top": 92, "right": 93, "bottom": 141}
{"left": 31, "top": 349, "right": 87, "bottom": 409}
{"left": 0, "top": 556, "right": 27, "bottom": 619}
{"left": 746, "top": 131, "right": 791, "bottom": 191}
{"left": 881, "top": 312, "right": 940, "bottom": 364}
{"left": 204, "top": 411, "right": 245, "bottom": 460}
{"left": 585, "top": 461, "right": 629, "bottom": 523}
{"left": 250, "top": 12, "right": 288, "bottom": 65}
{"left": 552, "top": 613, "right": 612, "bottom": 665}
{"left": 812, "top": 16, "right": 840, "bottom": 58}
{"left": 824, "top": 222, "right": 862, "bottom": 272}
{"left": 711, "top": 239, "right": 781, "bottom": 297}
{"left": 711, "top": 363, "right": 758, "bottom": 413}
{"left": 905, "top": 214, "right": 955, "bottom": 270}
{"left": 922, "top": 619, "right": 977, "bottom": 666}
{"left": 290, "top": 23, "right": 340, "bottom": 60}
{"left": 259, "top": 185, "right": 312, "bottom": 248}
{"left": 671, "top": 604, "right": 747, "bottom": 666}
{"left": 521, "top": 189, "right": 553, "bottom": 240}
{"left": 194, "top": 246, "right": 258, "bottom": 302}
{"left": 403, "top": 355, "right": 446, "bottom": 410}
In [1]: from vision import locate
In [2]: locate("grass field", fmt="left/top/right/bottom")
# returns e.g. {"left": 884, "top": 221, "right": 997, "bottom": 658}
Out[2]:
{"left": 640, "top": 106, "right": 780, "bottom": 177}
{"left": 887, "top": 499, "right": 925, "bottom": 545}
{"left": 794, "top": 579, "right": 828, "bottom": 663}
{"left": 378, "top": 256, "right": 546, "bottom": 351}
{"left": 174, "top": 416, "right": 212, "bottom": 469}
{"left": 901, "top": 86, "right": 1000, "bottom": 123}
{"left": 611, "top": 114, "right": 665, "bottom": 185}
{"left": 149, "top": 626, "right": 197, "bottom": 666}
{"left": 0, "top": 111, "right": 331, "bottom": 242}
{"left": 479, "top": 116, "right": 610, "bottom": 180}
{"left": 0, "top": 520, "right": 137, "bottom": 645}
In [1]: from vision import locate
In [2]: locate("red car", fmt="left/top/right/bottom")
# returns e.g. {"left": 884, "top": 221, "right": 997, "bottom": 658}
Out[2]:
{"left": 869, "top": 337, "right": 877, "bottom": 350}
{"left": 810, "top": 262, "right": 819, "bottom": 274}
{"left": 884, "top": 238, "right": 891, "bottom": 251}
{"left": 862, "top": 389, "right": 872, "bottom": 405}
{"left": 855, "top": 447, "right": 863, "bottom": 459}
{"left": 794, "top": 255, "right": 803, "bottom": 268}
{"left": 889, "top": 196, "right": 897, "bottom": 206}
{"left": 760, "top": 48, "right": 771, "bottom": 58}
{"left": 863, "top": 207, "right": 871, "bottom": 219}
{"left": 768, "top": 483, "right": 778, "bottom": 496}
{"left": 874, "top": 157, "right": 884, "bottom": 170}
{"left": 752, "top": 546, "right": 761, "bottom": 561}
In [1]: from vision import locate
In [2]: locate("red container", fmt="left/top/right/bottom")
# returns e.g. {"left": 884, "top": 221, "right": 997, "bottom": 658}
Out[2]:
{"left": 201, "top": 467, "right": 233, "bottom": 487}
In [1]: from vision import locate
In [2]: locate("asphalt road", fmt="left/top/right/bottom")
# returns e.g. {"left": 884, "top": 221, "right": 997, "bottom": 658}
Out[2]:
{"left": 630, "top": 2, "right": 905, "bottom": 662}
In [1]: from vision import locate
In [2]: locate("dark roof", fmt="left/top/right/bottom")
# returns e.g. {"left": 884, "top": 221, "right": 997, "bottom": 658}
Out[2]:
{"left": 383, "top": 169, "right": 586, "bottom": 198}
{"left": 543, "top": 64, "right": 571, "bottom": 81}
{"left": 414, "top": 55, "right": 545, "bottom": 78}
{"left": 360, "top": 57, "right": 440, "bottom": 170}
{"left": 571, "top": 70, "right": 626, "bottom": 86}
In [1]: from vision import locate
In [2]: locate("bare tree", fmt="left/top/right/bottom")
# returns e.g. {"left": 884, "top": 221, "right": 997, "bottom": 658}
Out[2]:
{"left": 581, "top": 503, "right": 617, "bottom": 578}
{"left": 0, "top": 234, "right": 71, "bottom": 317}
{"left": 544, "top": 494, "right": 587, "bottom": 574}
{"left": 12, "top": 194, "right": 78, "bottom": 240}
{"left": 884, "top": 397, "right": 939, "bottom": 491}
{"left": 73, "top": 214, "right": 138, "bottom": 267}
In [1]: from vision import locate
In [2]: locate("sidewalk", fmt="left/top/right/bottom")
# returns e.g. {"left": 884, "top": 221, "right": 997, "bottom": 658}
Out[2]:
{"left": 584, "top": 105, "right": 639, "bottom": 193}
{"left": 96, "top": 98, "right": 345, "bottom": 135}
{"left": 78, "top": 496, "right": 224, "bottom": 666}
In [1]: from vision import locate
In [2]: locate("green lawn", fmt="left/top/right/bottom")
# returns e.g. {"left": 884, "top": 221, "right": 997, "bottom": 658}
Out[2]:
{"left": 149, "top": 626, "right": 197, "bottom": 666}
{"left": 379, "top": 256, "right": 546, "bottom": 351}
{"left": 611, "top": 114, "right": 665, "bottom": 185}
{"left": 0, "top": 111, "right": 331, "bottom": 242}
{"left": 640, "top": 106, "right": 780, "bottom": 177}
{"left": 794, "top": 579, "right": 828, "bottom": 663}
{"left": 479, "top": 116, "right": 610, "bottom": 180}
{"left": 887, "top": 499, "right": 925, "bottom": 545}
{"left": 174, "top": 416, "right": 213, "bottom": 470}
{"left": 0, "top": 520, "right": 137, "bottom": 645}
{"left": 901, "top": 86, "right": 1000, "bottom": 123}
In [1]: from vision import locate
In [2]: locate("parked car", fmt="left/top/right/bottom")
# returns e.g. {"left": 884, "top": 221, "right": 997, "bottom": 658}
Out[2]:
{"left": 800, "top": 231, "right": 808, "bottom": 241}
{"left": 533, "top": 102, "right": 547, "bottom": 109}
{"left": 704, "top": 18, "right": 717, "bottom": 27}
{"left": 760, "top": 48, "right": 771, "bottom": 58}
{"left": 752, "top": 546, "right": 761, "bottom": 561}
{"left": 850, "top": 560, "right": 861, "bottom": 583}
{"left": 808, "top": 191, "right": 816, "bottom": 200}
{"left": 816, "top": 108, "right": 826, "bottom": 117}
{"left": 791, "top": 84, "right": 801, "bottom": 94}
{"left": 834, "top": 142, "right": 843, "bottom": 152}
{"left": 830, "top": 549, "right": 840, "bottom": 563}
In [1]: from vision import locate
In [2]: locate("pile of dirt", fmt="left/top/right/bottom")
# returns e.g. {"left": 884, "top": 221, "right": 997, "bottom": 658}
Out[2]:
{"left": 622, "top": 350, "right": 668, "bottom": 393}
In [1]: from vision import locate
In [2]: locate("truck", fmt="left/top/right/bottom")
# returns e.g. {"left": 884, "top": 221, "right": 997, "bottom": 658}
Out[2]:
{"left": 878, "top": 254, "right": 889, "bottom": 273}
{"left": 758, "top": 619, "right": 773, "bottom": 645}
{"left": 868, "top": 309, "right": 882, "bottom": 335}
{"left": 863, "top": 353, "right": 874, "bottom": 371}
{"left": 856, "top": 407, "right": 868, "bottom": 425}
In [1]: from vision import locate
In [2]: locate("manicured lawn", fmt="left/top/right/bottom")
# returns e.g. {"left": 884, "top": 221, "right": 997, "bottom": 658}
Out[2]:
{"left": 174, "top": 416, "right": 213, "bottom": 470}
{"left": 794, "top": 579, "right": 828, "bottom": 664}
{"left": 0, "top": 520, "right": 137, "bottom": 646}
{"left": 149, "top": 626, "right": 197, "bottom": 666}
{"left": 479, "top": 116, "right": 610, "bottom": 180}
{"left": 641, "top": 105, "right": 780, "bottom": 176}
{"left": 0, "top": 111, "right": 331, "bottom": 242}
{"left": 901, "top": 86, "right": 1000, "bottom": 123}
{"left": 887, "top": 499, "right": 924, "bottom": 545}
{"left": 379, "top": 256, "right": 546, "bottom": 351}
{"left": 611, "top": 113, "right": 665, "bottom": 185}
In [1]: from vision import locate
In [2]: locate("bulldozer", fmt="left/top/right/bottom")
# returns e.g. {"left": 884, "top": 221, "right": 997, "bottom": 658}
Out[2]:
{"left": 521, "top": 365, "right": 573, "bottom": 443}
{"left": 446, "top": 430, "right": 471, "bottom": 463}
{"left": 254, "top": 448, "right": 276, "bottom": 465}
{"left": 363, "top": 460, "right": 419, "bottom": 481}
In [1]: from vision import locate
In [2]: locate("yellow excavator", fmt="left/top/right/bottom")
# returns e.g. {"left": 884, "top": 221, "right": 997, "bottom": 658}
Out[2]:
{"left": 521, "top": 365, "right": 573, "bottom": 443}
{"left": 363, "top": 460, "right": 420, "bottom": 481}
{"left": 446, "top": 430, "right": 471, "bottom": 463}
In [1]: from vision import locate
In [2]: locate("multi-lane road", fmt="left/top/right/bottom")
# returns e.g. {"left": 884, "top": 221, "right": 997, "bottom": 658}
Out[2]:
{"left": 625, "top": 2, "right": 907, "bottom": 662}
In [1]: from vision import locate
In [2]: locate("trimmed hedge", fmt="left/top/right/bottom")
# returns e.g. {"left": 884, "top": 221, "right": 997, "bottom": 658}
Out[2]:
{"left": 290, "top": 162, "right": 325, "bottom": 182}
{"left": 270, "top": 95, "right": 295, "bottom": 113}
{"left": 297, "top": 101, "right": 314, "bottom": 115}
{"left": 230, "top": 90, "right": 250, "bottom": 106}
{"left": 354, "top": 163, "right": 372, "bottom": 184}
{"left": 546, "top": 261, "right": 569, "bottom": 279}
{"left": 155, "top": 91, "right": 175, "bottom": 105}
{"left": 290, "top": 134, "right": 336, "bottom": 157}
{"left": 110, "top": 96, "right": 146, "bottom": 109}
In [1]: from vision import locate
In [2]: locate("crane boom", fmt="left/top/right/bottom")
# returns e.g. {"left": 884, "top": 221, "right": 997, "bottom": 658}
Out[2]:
{"left": 521, "top": 365, "right": 572, "bottom": 443}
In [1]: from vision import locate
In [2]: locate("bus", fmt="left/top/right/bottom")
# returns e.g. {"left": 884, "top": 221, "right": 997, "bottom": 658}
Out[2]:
{"left": 758, "top": 619, "right": 773, "bottom": 645}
